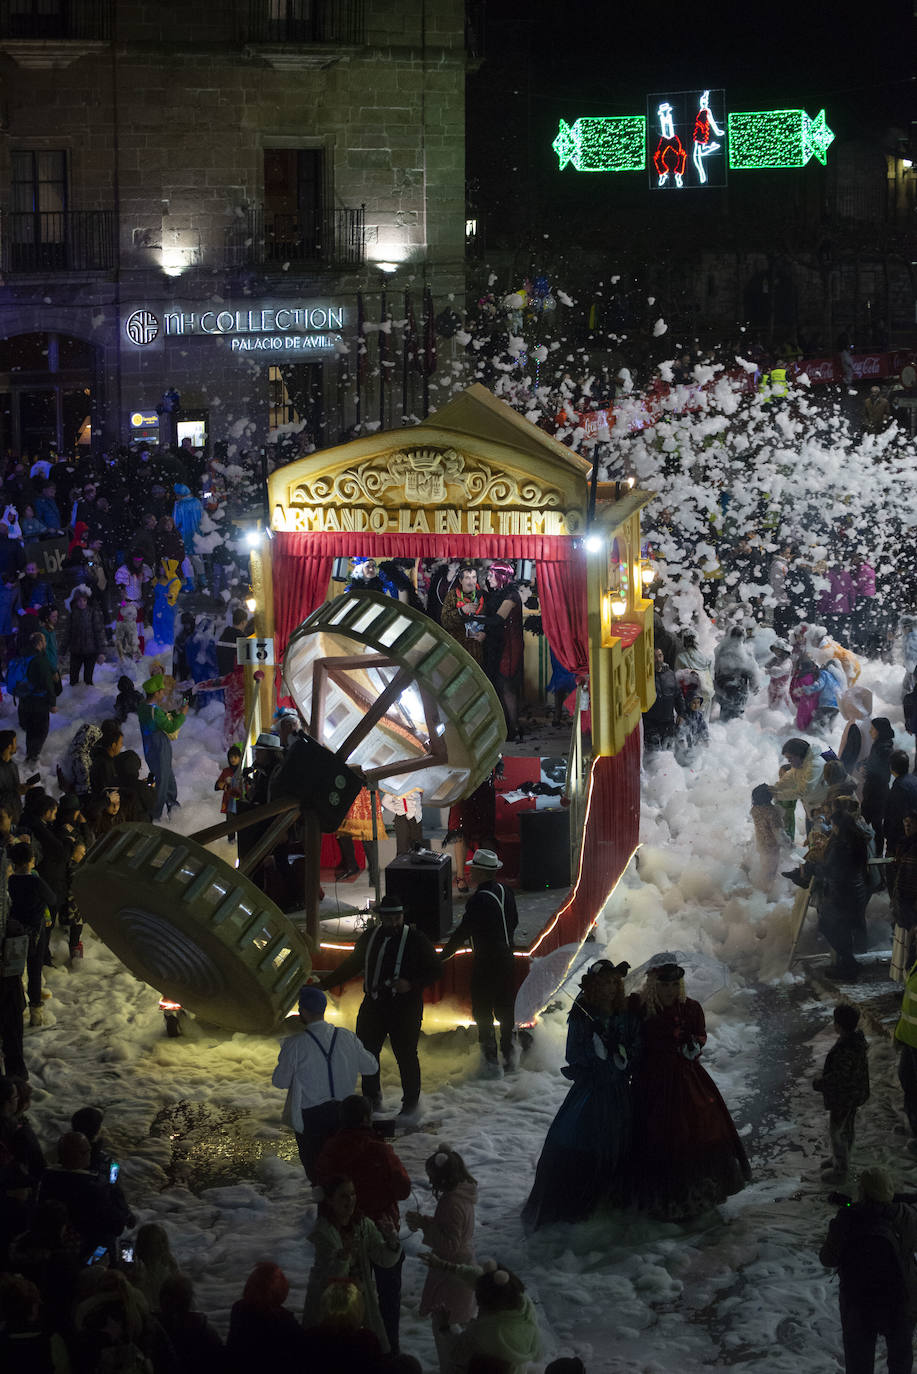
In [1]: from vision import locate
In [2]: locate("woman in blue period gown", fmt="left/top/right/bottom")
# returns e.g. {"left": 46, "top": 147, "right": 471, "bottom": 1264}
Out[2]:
{"left": 522, "top": 960, "right": 641, "bottom": 1230}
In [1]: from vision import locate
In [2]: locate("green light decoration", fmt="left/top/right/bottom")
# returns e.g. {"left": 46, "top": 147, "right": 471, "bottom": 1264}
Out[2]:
{"left": 727, "top": 108, "right": 835, "bottom": 169}
{"left": 553, "top": 116, "right": 646, "bottom": 172}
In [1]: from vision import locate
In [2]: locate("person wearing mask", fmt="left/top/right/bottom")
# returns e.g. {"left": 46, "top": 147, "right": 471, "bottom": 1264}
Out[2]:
{"left": 317, "top": 895, "right": 442, "bottom": 1118}
{"left": 272, "top": 985, "right": 378, "bottom": 1182}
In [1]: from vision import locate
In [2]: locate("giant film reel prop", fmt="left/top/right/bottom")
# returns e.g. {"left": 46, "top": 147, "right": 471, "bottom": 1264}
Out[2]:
{"left": 73, "top": 824, "right": 313, "bottom": 1034}
{"left": 284, "top": 589, "right": 506, "bottom": 804}
{"left": 73, "top": 591, "right": 506, "bottom": 1033}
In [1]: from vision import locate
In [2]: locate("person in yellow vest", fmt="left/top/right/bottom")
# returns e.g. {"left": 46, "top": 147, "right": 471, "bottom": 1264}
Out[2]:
{"left": 894, "top": 959, "right": 917, "bottom": 1151}
{"left": 759, "top": 359, "right": 789, "bottom": 402}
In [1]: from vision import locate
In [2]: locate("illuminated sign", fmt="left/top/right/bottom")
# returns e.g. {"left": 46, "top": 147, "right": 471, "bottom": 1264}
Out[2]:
{"left": 727, "top": 108, "right": 835, "bottom": 169}
{"left": 553, "top": 92, "right": 833, "bottom": 179}
{"left": 648, "top": 89, "right": 726, "bottom": 189}
{"left": 129, "top": 410, "right": 159, "bottom": 429}
{"left": 553, "top": 116, "right": 646, "bottom": 172}
{"left": 121, "top": 301, "right": 347, "bottom": 352}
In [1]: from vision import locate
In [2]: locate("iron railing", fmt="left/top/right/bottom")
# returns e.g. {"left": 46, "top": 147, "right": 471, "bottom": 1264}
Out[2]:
{"left": 225, "top": 206, "right": 365, "bottom": 270}
{"left": 0, "top": 0, "right": 112, "bottom": 40}
{"left": 0, "top": 209, "right": 116, "bottom": 273}
{"left": 245, "top": 0, "right": 364, "bottom": 45}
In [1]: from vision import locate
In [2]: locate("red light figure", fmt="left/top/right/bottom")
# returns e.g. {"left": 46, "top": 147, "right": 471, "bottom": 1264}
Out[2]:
{"left": 653, "top": 102, "right": 687, "bottom": 188}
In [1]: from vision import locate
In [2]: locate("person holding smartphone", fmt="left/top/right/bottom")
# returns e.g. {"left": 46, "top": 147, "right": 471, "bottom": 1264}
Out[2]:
{"left": 36, "top": 1131, "right": 132, "bottom": 1263}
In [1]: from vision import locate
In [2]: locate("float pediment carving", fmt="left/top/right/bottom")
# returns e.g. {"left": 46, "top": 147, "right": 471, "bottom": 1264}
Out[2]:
{"left": 286, "top": 444, "right": 566, "bottom": 512}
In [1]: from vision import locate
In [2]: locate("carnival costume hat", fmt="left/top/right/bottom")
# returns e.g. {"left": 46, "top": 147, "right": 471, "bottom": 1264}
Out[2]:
{"left": 467, "top": 848, "right": 502, "bottom": 870}
{"left": 487, "top": 561, "right": 515, "bottom": 588}
{"left": 142, "top": 673, "right": 164, "bottom": 696}
{"left": 586, "top": 958, "right": 630, "bottom": 978}
{"left": 253, "top": 732, "right": 283, "bottom": 749}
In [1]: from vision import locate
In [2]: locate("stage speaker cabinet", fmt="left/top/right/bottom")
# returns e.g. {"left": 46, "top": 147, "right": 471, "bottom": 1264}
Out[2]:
{"left": 270, "top": 735, "right": 362, "bottom": 833}
{"left": 385, "top": 852, "right": 453, "bottom": 940}
{"left": 519, "top": 809, "right": 571, "bottom": 891}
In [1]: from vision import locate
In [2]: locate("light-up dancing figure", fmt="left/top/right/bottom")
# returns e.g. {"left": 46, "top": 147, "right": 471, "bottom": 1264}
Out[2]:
{"left": 653, "top": 102, "right": 687, "bottom": 188}
{"left": 692, "top": 90, "right": 724, "bottom": 185}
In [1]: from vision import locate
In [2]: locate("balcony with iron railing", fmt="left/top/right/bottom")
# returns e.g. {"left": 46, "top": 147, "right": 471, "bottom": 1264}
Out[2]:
{"left": 0, "top": 0, "right": 111, "bottom": 39}
{"left": 0, "top": 209, "right": 117, "bottom": 274}
{"left": 243, "top": 0, "right": 364, "bottom": 68}
{"left": 225, "top": 207, "right": 365, "bottom": 272}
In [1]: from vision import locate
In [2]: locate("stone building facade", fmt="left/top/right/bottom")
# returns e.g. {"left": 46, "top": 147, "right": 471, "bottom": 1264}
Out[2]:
{"left": 0, "top": 0, "right": 468, "bottom": 456}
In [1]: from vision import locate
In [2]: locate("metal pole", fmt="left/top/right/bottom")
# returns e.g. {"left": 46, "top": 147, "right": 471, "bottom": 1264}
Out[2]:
{"left": 369, "top": 784, "right": 381, "bottom": 905}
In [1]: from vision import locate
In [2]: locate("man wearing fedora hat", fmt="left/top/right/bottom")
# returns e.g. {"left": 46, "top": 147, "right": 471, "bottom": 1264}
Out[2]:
{"left": 441, "top": 849, "right": 519, "bottom": 1073}
{"left": 317, "top": 895, "right": 442, "bottom": 1117}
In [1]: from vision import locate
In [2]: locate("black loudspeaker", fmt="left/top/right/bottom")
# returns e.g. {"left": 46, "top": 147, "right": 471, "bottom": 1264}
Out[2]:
{"left": 271, "top": 735, "right": 362, "bottom": 832}
{"left": 385, "top": 852, "right": 454, "bottom": 940}
{"left": 519, "top": 809, "right": 571, "bottom": 890}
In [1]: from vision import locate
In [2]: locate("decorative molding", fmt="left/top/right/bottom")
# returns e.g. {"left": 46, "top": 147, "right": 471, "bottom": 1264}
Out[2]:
{"left": 287, "top": 445, "right": 566, "bottom": 512}
{"left": 243, "top": 43, "right": 356, "bottom": 71}
{"left": 0, "top": 39, "right": 107, "bottom": 68}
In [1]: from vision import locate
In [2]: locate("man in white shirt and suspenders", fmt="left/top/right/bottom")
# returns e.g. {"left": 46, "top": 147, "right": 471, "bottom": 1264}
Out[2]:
{"left": 440, "top": 849, "right": 519, "bottom": 1074}
{"left": 272, "top": 985, "right": 378, "bottom": 1180}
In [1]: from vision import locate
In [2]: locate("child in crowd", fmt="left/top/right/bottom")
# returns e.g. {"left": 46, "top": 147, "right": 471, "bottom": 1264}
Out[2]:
{"left": 749, "top": 783, "right": 789, "bottom": 891}
{"left": 407, "top": 1146, "right": 478, "bottom": 1324}
{"left": 131, "top": 1222, "right": 180, "bottom": 1314}
{"left": 765, "top": 639, "right": 792, "bottom": 710}
{"left": 674, "top": 689, "right": 709, "bottom": 767}
{"left": 430, "top": 1260, "right": 542, "bottom": 1374}
{"left": 215, "top": 745, "right": 243, "bottom": 816}
{"left": 813, "top": 1003, "right": 869, "bottom": 1185}
{"left": 8, "top": 840, "right": 56, "bottom": 1028}
{"left": 113, "top": 674, "right": 143, "bottom": 726}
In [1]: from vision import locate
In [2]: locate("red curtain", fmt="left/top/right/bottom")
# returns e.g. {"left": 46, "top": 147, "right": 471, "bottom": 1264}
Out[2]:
{"left": 272, "top": 531, "right": 588, "bottom": 680}
{"left": 272, "top": 545, "right": 334, "bottom": 660}
{"left": 537, "top": 547, "right": 589, "bottom": 679}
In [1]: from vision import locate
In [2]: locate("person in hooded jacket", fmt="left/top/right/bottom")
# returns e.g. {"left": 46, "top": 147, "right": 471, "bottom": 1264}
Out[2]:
{"left": 820, "top": 1167, "right": 917, "bottom": 1374}
{"left": 713, "top": 626, "right": 760, "bottom": 722}
{"left": 772, "top": 738, "right": 831, "bottom": 832}
{"left": 838, "top": 685, "right": 874, "bottom": 783}
{"left": 407, "top": 1145, "right": 478, "bottom": 1324}
{"left": 227, "top": 1262, "right": 309, "bottom": 1370}
{"left": 798, "top": 655, "right": 846, "bottom": 732}
{"left": 432, "top": 1260, "right": 542, "bottom": 1374}
{"left": 861, "top": 718, "right": 896, "bottom": 854}
{"left": 643, "top": 646, "right": 684, "bottom": 751}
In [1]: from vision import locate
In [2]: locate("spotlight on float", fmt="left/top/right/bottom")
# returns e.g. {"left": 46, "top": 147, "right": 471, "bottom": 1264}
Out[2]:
{"left": 245, "top": 596, "right": 257, "bottom": 613}
{"left": 584, "top": 534, "right": 604, "bottom": 554}
{"left": 245, "top": 529, "right": 263, "bottom": 550}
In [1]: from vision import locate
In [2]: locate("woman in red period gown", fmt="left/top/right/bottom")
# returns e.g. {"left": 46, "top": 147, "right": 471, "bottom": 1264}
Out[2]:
{"left": 631, "top": 963, "right": 750, "bottom": 1220}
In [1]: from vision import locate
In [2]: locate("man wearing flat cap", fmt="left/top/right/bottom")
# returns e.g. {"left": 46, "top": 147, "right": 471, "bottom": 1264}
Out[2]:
{"left": 441, "top": 848, "right": 519, "bottom": 1073}
{"left": 272, "top": 984, "right": 379, "bottom": 1180}
{"left": 317, "top": 895, "right": 442, "bottom": 1117}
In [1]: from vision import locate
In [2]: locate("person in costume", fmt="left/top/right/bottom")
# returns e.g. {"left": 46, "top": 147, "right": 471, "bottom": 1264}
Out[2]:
{"left": 441, "top": 565, "right": 486, "bottom": 667}
{"left": 152, "top": 558, "right": 181, "bottom": 649}
{"left": 522, "top": 959, "right": 641, "bottom": 1230}
{"left": 631, "top": 962, "right": 750, "bottom": 1220}
{"left": 346, "top": 557, "right": 404, "bottom": 601}
{"left": 481, "top": 562, "right": 528, "bottom": 742}
{"left": 137, "top": 671, "right": 189, "bottom": 821}
{"left": 336, "top": 786, "right": 386, "bottom": 885}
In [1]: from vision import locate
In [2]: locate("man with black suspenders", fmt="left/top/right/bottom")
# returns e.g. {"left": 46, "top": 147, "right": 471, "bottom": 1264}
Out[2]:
{"left": 317, "top": 895, "right": 443, "bottom": 1118}
{"left": 272, "top": 985, "right": 379, "bottom": 1180}
{"left": 440, "top": 848, "right": 519, "bottom": 1074}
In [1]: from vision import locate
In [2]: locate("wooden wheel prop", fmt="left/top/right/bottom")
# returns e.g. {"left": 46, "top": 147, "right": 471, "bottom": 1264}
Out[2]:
{"left": 284, "top": 590, "right": 506, "bottom": 806}
{"left": 72, "top": 592, "right": 505, "bottom": 1033}
{"left": 72, "top": 824, "right": 313, "bottom": 1033}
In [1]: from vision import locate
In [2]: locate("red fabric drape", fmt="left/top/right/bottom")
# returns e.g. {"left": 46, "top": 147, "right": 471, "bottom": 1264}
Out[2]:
{"left": 536, "top": 546, "right": 589, "bottom": 679}
{"left": 272, "top": 531, "right": 589, "bottom": 682}
{"left": 272, "top": 546, "right": 334, "bottom": 661}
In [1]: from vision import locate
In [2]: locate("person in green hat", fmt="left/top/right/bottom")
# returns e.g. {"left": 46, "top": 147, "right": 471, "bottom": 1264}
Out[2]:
{"left": 137, "top": 673, "right": 188, "bottom": 821}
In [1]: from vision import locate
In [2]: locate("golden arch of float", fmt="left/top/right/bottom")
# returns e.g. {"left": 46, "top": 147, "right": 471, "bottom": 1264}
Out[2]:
{"left": 77, "top": 386, "right": 657, "bottom": 1034}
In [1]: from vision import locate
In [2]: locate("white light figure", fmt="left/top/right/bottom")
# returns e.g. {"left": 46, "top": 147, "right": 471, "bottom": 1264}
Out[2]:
{"left": 653, "top": 102, "right": 687, "bottom": 188}
{"left": 692, "top": 89, "right": 724, "bottom": 185}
